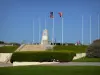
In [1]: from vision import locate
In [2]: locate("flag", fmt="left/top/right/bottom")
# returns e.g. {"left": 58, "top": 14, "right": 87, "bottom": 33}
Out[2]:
{"left": 50, "top": 12, "right": 54, "bottom": 18}
{"left": 58, "top": 12, "right": 63, "bottom": 17}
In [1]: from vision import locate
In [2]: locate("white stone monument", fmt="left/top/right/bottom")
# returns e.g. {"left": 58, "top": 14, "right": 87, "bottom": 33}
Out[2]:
{"left": 41, "top": 29, "right": 49, "bottom": 45}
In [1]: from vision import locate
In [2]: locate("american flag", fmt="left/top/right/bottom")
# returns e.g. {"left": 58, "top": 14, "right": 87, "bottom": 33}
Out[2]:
{"left": 50, "top": 12, "right": 54, "bottom": 18}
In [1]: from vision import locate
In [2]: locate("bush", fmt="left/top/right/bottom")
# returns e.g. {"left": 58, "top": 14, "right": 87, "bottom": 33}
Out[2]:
{"left": 10, "top": 51, "right": 76, "bottom": 63}
{"left": 0, "top": 41, "right": 5, "bottom": 44}
{"left": 86, "top": 39, "right": 100, "bottom": 58}
{"left": 67, "top": 43, "right": 75, "bottom": 46}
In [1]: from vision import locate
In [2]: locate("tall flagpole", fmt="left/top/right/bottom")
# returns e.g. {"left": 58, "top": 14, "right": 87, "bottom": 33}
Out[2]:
{"left": 90, "top": 16, "right": 92, "bottom": 44}
{"left": 50, "top": 12, "right": 54, "bottom": 45}
{"left": 45, "top": 17, "right": 46, "bottom": 29}
{"left": 33, "top": 19, "right": 34, "bottom": 44}
{"left": 98, "top": 14, "right": 99, "bottom": 39}
{"left": 62, "top": 17, "right": 64, "bottom": 45}
{"left": 53, "top": 17, "right": 54, "bottom": 45}
{"left": 39, "top": 18, "right": 41, "bottom": 44}
{"left": 82, "top": 16, "right": 83, "bottom": 45}
{"left": 52, "top": 27, "right": 53, "bottom": 45}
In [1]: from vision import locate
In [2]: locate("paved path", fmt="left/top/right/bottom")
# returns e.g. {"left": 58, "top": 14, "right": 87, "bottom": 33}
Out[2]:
{"left": 0, "top": 62, "right": 12, "bottom": 67}
{"left": 41, "top": 62, "right": 100, "bottom": 66}
{"left": 0, "top": 62, "right": 100, "bottom": 67}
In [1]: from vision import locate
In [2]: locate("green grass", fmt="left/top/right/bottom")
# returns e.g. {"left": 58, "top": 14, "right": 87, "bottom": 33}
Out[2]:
{"left": 53, "top": 45, "right": 88, "bottom": 53}
{"left": 0, "top": 66, "right": 100, "bottom": 75}
{"left": 0, "top": 46, "right": 19, "bottom": 53}
{"left": 73, "top": 57, "right": 100, "bottom": 62}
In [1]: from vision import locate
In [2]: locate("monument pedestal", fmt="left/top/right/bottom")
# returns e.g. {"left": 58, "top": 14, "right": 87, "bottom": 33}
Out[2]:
{"left": 41, "top": 29, "right": 49, "bottom": 45}
{"left": 16, "top": 29, "right": 52, "bottom": 51}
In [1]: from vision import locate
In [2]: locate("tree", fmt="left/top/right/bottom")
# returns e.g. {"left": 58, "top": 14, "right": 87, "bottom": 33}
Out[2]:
{"left": 0, "top": 41, "right": 5, "bottom": 44}
{"left": 86, "top": 39, "right": 100, "bottom": 58}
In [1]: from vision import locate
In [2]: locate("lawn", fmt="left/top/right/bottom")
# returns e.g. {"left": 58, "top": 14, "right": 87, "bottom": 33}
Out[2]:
{"left": 0, "top": 46, "right": 19, "bottom": 53}
{"left": 0, "top": 66, "right": 100, "bottom": 75}
{"left": 53, "top": 45, "right": 88, "bottom": 53}
{"left": 73, "top": 57, "right": 100, "bottom": 62}
{"left": 0, "top": 45, "right": 88, "bottom": 53}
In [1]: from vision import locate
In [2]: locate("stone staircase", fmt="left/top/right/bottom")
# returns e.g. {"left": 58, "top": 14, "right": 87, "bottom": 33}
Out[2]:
{"left": 16, "top": 44, "right": 46, "bottom": 51}
{"left": 16, "top": 44, "right": 25, "bottom": 51}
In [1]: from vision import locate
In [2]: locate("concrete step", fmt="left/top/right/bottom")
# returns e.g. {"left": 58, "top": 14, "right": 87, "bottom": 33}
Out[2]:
{"left": 17, "top": 44, "right": 46, "bottom": 51}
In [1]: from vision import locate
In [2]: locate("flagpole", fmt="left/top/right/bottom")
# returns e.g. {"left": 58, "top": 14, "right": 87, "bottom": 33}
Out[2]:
{"left": 52, "top": 27, "right": 53, "bottom": 45}
{"left": 98, "top": 14, "right": 99, "bottom": 39}
{"left": 53, "top": 17, "right": 54, "bottom": 45}
{"left": 33, "top": 19, "right": 34, "bottom": 44}
{"left": 39, "top": 18, "right": 41, "bottom": 44}
{"left": 45, "top": 17, "right": 46, "bottom": 29}
{"left": 82, "top": 16, "right": 83, "bottom": 45}
{"left": 90, "top": 16, "right": 91, "bottom": 44}
{"left": 50, "top": 12, "right": 54, "bottom": 45}
{"left": 62, "top": 17, "right": 64, "bottom": 45}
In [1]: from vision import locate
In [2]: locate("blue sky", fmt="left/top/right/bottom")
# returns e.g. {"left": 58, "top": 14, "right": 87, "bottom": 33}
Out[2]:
{"left": 0, "top": 0, "right": 100, "bottom": 44}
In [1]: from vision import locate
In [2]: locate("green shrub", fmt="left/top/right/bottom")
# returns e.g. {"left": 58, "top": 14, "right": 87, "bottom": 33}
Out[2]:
{"left": 86, "top": 39, "right": 100, "bottom": 58}
{"left": 10, "top": 51, "right": 76, "bottom": 63}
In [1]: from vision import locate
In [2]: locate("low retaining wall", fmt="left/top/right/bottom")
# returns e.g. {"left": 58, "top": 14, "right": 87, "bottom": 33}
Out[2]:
{"left": 73, "top": 53, "right": 86, "bottom": 60}
{"left": 13, "top": 62, "right": 59, "bottom": 66}
{"left": 0, "top": 53, "right": 12, "bottom": 63}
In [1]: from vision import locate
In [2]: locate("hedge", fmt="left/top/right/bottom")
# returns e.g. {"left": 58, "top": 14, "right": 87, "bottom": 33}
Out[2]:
{"left": 10, "top": 51, "right": 76, "bottom": 63}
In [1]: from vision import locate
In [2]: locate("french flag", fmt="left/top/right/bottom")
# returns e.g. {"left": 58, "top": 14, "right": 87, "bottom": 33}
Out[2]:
{"left": 58, "top": 12, "right": 63, "bottom": 17}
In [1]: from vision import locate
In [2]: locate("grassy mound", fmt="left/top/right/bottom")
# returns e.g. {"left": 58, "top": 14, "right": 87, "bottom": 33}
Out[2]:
{"left": 0, "top": 46, "right": 19, "bottom": 53}
{"left": 53, "top": 45, "right": 88, "bottom": 53}
{"left": 10, "top": 51, "right": 76, "bottom": 63}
